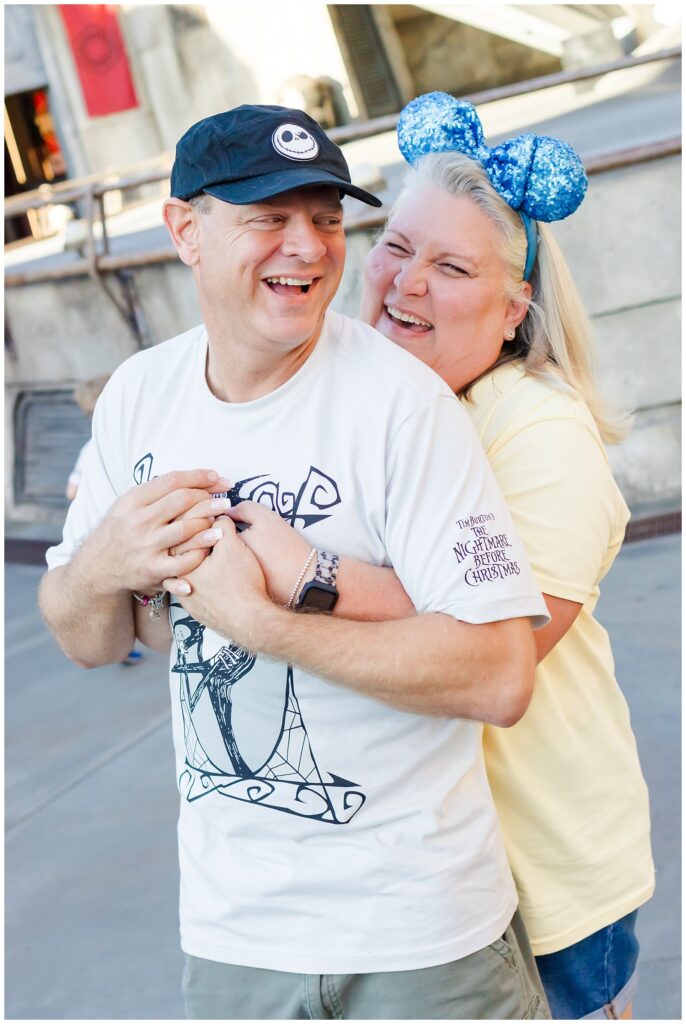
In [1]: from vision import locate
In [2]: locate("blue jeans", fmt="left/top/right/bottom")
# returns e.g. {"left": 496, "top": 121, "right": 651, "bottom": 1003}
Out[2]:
{"left": 535, "top": 910, "right": 639, "bottom": 1019}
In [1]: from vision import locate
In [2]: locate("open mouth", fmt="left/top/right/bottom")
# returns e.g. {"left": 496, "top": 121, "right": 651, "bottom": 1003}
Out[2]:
{"left": 264, "top": 276, "right": 318, "bottom": 296}
{"left": 385, "top": 304, "right": 433, "bottom": 333}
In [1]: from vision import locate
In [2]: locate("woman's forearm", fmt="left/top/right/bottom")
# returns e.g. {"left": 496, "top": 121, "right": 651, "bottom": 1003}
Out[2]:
{"left": 334, "top": 559, "right": 416, "bottom": 621}
{"left": 221, "top": 501, "right": 416, "bottom": 620}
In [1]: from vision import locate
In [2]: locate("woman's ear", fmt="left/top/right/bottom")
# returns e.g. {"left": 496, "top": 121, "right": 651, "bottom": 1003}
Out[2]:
{"left": 163, "top": 198, "right": 200, "bottom": 267}
{"left": 505, "top": 281, "right": 533, "bottom": 334}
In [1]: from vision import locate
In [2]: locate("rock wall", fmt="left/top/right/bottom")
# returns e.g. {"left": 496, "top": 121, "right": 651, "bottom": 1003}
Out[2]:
{"left": 388, "top": 5, "right": 561, "bottom": 96}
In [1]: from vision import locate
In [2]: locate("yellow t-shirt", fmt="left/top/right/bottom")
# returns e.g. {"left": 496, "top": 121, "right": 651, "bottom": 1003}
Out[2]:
{"left": 464, "top": 362, "right": 655, "bottom": 956}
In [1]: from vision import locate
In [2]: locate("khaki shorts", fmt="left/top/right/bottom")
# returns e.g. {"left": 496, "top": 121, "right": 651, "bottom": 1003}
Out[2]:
{"left": 182, "top": 909, "right": 551, "bottom": 1020}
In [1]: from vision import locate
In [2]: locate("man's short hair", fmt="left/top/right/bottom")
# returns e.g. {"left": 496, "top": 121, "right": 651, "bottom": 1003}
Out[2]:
{"left": 188, "top": 192, "right": 212, "bottom": 214}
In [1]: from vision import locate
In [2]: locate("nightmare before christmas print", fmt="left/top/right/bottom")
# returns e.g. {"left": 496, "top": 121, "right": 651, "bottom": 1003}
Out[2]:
{"left": 133, "top": 452, "right": 366, "bottom": 825}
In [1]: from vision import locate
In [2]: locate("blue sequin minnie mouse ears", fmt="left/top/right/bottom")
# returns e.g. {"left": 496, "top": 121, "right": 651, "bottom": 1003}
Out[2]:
{"left": 397, "top": 93, "right": 587, "bottom": 281}
{"left": 397, "top": 92, "right": 588, "bottom": 224}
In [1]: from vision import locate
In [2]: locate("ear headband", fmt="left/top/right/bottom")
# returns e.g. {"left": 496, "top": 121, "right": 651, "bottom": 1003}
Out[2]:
{"left": 397, "top": 92, "right": 588, "bottom": 281}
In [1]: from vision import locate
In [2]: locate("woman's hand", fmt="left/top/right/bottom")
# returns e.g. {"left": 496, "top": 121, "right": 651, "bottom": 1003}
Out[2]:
{"left": 175, "top": 516, "right": 272, "bottom": 648}
{"left": 162, "top": 494, "right": 235, "bottom": 596}
{"left": 225, "top": 501, "right": 313, "bottom": 607}
{"left": 163, "top": 497, "right": 312, "bottom": 606}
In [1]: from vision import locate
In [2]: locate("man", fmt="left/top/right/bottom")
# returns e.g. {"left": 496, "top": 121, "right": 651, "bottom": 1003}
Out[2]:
{"left": 40, "top": 105, "right": 550, "bottom": 1020}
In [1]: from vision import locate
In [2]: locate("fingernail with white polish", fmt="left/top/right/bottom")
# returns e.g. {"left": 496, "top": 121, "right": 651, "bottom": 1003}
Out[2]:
{"left": 210, "top": 499, "right": 232, "bottom": 511}
{"left": 177, "top": 582, "right": 191, "bottom": 595}
{"left": 201, "top": 528, "right": 223, "bottom": 542}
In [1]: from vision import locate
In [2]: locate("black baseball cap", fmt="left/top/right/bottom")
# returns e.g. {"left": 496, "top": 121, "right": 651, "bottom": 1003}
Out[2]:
{"left": 170, "top": 104, "right": 382, "bottom": 208}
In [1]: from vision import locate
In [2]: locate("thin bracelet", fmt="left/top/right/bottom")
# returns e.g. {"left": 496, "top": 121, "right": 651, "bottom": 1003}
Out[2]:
{"left": 132, "top": 591, "right": 166, "bottom": 619}
{"left": 285, "top": 548, "right": 317, "bottom": 609}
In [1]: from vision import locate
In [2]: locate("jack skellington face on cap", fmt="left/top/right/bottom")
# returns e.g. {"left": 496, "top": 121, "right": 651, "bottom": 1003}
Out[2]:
{"left": 272, "top": 123, "right": 319, "bottom": 161}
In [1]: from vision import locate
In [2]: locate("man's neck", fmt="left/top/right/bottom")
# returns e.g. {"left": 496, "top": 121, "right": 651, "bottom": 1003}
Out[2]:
{"left": 203, "top": 313, "right": 322, "bottom": 404}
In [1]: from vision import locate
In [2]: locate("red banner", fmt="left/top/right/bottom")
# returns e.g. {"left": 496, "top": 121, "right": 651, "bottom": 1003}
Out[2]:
{"left": 59, "top": 5, "right": 138, "bottom": 117}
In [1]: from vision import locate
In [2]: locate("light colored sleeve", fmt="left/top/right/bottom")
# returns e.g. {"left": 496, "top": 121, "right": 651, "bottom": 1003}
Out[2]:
{"left": 67, "top": 439, "right": 93, "bottom": 489}
{"left": 486, "top": 415, "right": 624, "bottom": 603}
{"left": 46, "top": 382, "right": 127, "bottom": 570}
{"left": 383, "top": 395, "right": 550, "bottom": 627}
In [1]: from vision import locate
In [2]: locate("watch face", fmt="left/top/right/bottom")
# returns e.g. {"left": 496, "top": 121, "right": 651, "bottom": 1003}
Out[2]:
{"left": 297, "top": 581, "right": 338, "bottom": 612}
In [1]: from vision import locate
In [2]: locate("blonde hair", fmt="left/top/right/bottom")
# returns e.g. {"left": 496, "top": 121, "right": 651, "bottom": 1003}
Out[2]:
{"left": 73, "top": 373, "right": 111, "bottom": 417}
{"left": 393, "top": 152, "right": 629, "bottom": 443}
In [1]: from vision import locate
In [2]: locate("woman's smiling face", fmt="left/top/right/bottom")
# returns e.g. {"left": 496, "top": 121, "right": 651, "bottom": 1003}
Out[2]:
{"left": 361, "top": 185, "right": 524, "bottom": 392}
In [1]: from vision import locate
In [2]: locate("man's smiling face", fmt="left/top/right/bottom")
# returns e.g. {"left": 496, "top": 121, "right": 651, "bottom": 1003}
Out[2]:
{"left": 192, "top": 186, "right": 346, "bottom": 355}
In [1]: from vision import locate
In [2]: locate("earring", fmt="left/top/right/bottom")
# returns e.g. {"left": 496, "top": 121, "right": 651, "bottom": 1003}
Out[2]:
{"left": 505, "top": 328, "right": 516, "bottom": 341}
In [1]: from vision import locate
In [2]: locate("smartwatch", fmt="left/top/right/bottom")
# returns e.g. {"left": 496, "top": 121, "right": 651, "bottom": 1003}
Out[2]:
{"left": 296, "top": 550, "right": 339, "bottom": 612}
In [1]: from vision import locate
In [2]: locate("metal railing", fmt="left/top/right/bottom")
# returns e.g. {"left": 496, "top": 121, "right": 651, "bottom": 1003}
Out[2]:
{"left": 5, "top": 135, "right": 680, "bottom": 287}
{"left": 329, "top": 136, "right": 683, "bottom": 234}
{"left": 4, "top": 44, "right": 681, "bottom": 336}
{"left": 327, "top": 44, "right": 682, "bottom": 146}
{"left": 5, "top": 42, "right": 680, "bottom": 228}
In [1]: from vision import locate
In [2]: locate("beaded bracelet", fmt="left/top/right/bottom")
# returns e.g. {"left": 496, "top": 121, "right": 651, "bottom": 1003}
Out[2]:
{"left": 132, "top": 591, "right": 166, "bottom": 619}
{"left": 285, "top": 548, "right": 317, "bottom": 610}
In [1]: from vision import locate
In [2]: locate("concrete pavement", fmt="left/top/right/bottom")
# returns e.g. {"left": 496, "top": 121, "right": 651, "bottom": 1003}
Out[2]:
{"left": 5, "top": 534, "right": 681, "bottom": 1019}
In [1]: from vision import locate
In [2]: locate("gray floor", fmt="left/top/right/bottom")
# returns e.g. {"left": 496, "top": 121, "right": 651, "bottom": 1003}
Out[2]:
{"left": 5, "top": 534, "right": 681, "bottom": 1020}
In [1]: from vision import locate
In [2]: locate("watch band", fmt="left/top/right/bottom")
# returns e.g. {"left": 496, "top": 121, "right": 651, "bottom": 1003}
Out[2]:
{"left": 295, "top": 550, "right": 340, "bottom": 613}
{"left": 313, "top": 550, "right": 339, "bottom": 588}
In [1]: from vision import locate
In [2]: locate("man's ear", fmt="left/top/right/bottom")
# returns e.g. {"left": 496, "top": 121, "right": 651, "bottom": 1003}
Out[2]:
{"left": 163, "top": 198, "right": 200, "bottom": 266}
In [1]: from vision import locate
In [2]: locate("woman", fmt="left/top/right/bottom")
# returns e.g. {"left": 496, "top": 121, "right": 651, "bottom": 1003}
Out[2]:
{"left": 167, "top": 95, "right": 654, "bottom": 1019}
{"left": 355, "top": 95, "right": 655, "bottom": 1020}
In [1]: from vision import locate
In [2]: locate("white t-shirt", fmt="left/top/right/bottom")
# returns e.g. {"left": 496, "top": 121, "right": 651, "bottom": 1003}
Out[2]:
{"left": 67, "top": 439, "right": 92, "bottom": 491}
{"left": 47, "top": 311, "right": 548, "bottom": 974}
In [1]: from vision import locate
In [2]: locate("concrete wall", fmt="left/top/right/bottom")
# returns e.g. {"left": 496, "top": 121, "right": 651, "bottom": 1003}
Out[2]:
{"left": 5, "top": 260, "right": 202, "bottom": 526}
{"left": 388, "top": 5, "right": 561, "bottom": 96}
{"left": 554, "top": 156, "right": 681, "bottom": 505}
{"left": 4, "top": 153, "right": 681, "bottom": 523}
{"left": 333, "top": 157, "right": 682, "bottom": 508}
{"left": 4, "top": 4, "right": 48, "bottom": 95}
{"left": 32, "top": 5, "right": 164, "bottom": 178}
{"left": 332, "top": 156, "right": 682, "bottom": 509}
{"left": 17, "top": 3, "right": 356, "bottom": 182}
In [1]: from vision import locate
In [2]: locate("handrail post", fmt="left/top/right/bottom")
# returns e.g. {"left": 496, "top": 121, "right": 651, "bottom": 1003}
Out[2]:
{"left": 98, "top": 194, "right": 110, "bottom": 256}
{"left": 82, "top": 185, "right": 98, "bottom": 274}
{"left": 78, "top": 184, "right": 149, "bottom": 348}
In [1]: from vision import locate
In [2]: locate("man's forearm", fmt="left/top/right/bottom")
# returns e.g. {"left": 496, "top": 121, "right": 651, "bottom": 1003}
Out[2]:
{"left": 39, "top": 558, "right": 134, "bottom": 668}
{"left": 178, "top": 519, "right": 536, "bottom": 725}
{"left": 248, "top": 605, "right": 535, "bottom": 726}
